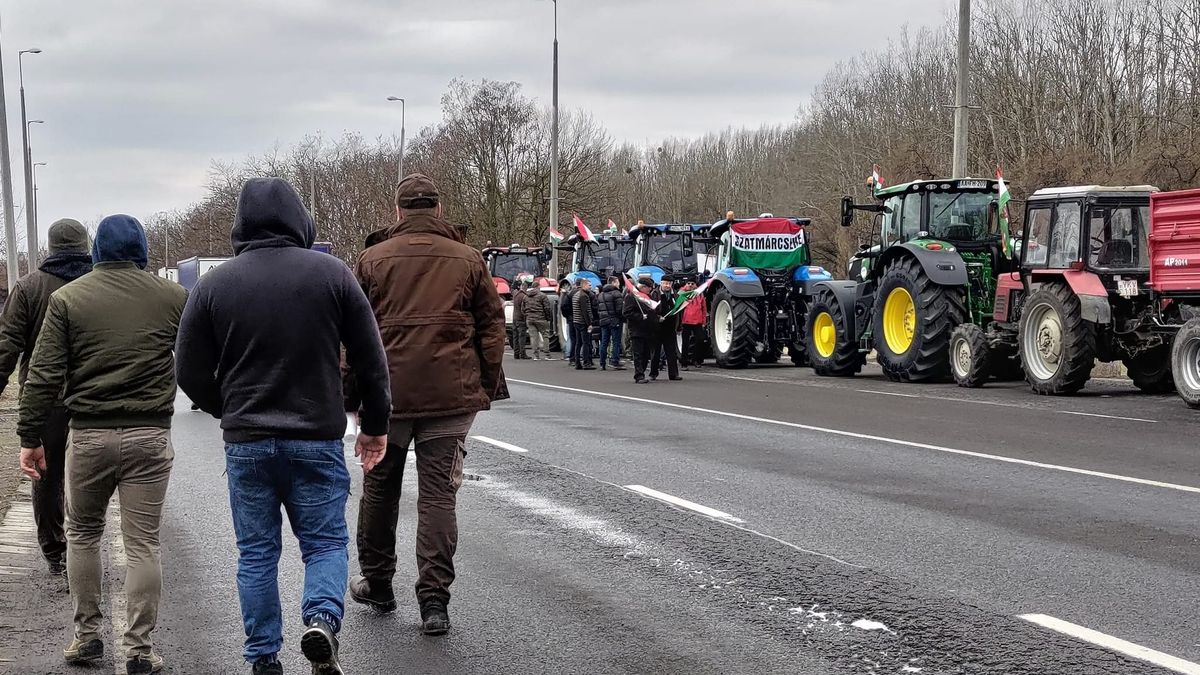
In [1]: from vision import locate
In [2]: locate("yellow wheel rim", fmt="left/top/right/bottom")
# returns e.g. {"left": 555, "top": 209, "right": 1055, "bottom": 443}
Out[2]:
{"left": 882, "top": 287, "right": 916, "bottom": 355}
{"left": 813, "top": 312, "right": 837, "bottom": 358}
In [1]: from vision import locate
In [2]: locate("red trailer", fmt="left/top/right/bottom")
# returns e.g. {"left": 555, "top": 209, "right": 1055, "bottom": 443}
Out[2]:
{"left": 1150, "top": 189, "right": 1200, "bottom": 407}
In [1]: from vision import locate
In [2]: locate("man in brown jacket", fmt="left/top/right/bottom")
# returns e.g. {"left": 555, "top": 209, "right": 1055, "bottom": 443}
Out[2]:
{"left": 346, "top": 173, "right": 506, "bottom": 636}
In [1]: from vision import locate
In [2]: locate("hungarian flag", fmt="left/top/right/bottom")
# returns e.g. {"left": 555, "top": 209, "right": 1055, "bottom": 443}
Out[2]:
{"left": 622, "top": 274, "right": 659, "bottom": 310}
{"left": 728, "top": 218, "right": 806, "bottom": 269}
{"left": 664, "top": 277, "right": 713, "bottom": 317}
{"left": 605, "top": 219, "right": 619, "bottom": 235}
{"left": 573, "top": 214, "right": 594, "bottom": 241}
{"left": 996, "top": 166, "right": 1012, "bottom": 256}
{"left": 871, "top": 164, "right": 885, "bottom": 190}
{"left": 549, "top": 223, "right": 563, "bottom": 244}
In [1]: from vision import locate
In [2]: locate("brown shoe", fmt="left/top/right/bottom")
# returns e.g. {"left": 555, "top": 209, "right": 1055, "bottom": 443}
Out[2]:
{"left": 349, "top": 575, "right": 397, "bottom": 613}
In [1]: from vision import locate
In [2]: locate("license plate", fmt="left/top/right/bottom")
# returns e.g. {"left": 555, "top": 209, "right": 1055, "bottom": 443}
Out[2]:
{"left": 1117, "top": 279, "right": 1138, "bottom": 297}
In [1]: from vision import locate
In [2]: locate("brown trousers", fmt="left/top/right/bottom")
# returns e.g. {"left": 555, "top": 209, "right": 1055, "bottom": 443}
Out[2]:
{"left": 356, "top": 414, "right": 472, "bottom": 606}
{"left": 66, "top": 427, "right": 173, "bottom": 658}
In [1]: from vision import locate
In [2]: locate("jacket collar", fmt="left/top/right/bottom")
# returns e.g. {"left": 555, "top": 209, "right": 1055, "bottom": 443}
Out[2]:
{"left": 93, "top": 261, "right": 139, "bottom": 271}
{"left": 385, "top": 213, "right": 465, "bottom": 243}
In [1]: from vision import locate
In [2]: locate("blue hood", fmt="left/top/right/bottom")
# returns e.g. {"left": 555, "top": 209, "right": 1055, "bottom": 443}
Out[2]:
{"left": 92, "top": 214, "right": 149, "bottom": 269}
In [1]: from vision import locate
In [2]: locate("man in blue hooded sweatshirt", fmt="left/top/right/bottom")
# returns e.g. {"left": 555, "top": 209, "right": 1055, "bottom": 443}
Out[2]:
{"left": 175, "top": 177, "right": 391, "bottom": 675}
{"left": 19, "top": 214, "right": 187, "bottom": 674}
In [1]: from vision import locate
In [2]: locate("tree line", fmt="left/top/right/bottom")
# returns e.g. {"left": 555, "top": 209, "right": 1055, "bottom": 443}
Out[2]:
{"left": 140, "top": 0, "right": 1200, "bottom": 274}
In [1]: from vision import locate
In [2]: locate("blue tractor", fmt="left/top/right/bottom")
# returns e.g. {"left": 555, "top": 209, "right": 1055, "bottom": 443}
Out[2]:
{"left": 626, "top": 222, "right": 716, "bottom": 284}
{"left": 704, "top": 214, "right": 834, "bottom": 368}
{"left": 555, "top": 231, "right": 636, "bottom": 351}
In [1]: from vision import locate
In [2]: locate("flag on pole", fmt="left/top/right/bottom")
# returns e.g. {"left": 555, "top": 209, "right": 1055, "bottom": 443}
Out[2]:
{"left": 605, "top": 219, "right": 619, "bottom": 235}
{"left": 996, "top": 166, "right": 1012, "bottom": 256}
{"left": 573, "top": 214, "right": 594, "bottom": 242}
{"left": 622, "top": 273, "right": 659, "bottom": 310}
{"left": 871, "top": 164, "right": 885, "bottom": 191}
{"left": 664, "top": 277, "right": 714, "bottom": 317}
{"left": 549, "top": 223, "right": 563, "bottom": 244}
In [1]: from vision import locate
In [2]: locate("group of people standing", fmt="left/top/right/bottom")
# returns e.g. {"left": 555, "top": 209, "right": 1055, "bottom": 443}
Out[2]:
{"left": 510, "top": 274, "right": 709, "bottom": 384}
{"left": 4, "top": 173, "right": 506, "bottom": 674}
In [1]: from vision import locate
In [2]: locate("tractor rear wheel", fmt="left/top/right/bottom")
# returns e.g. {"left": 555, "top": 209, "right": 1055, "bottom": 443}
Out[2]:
{"left": 871, "top": 258, "right": 965, "bottom": 382}
{"left": 950, "top": 323, "right": 990, "bottom": 388}
{"left": 806, "top": 290, "right": 862, "bottom": 376}
{"left": 709, "top": 287, "right": 758, "bottom": 369}
{"left": 1019, "top": 283, "right": 1095, "bottom": 395}
{"left": 1170, "top": 318, "right": 1200, "bottom": 409}
{"left": 1124, "top": 347, "right": 1174, "bottom": 393}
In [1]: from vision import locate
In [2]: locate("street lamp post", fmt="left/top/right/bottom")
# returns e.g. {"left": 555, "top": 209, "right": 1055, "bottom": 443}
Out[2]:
{"left": 386, "top": 96, "right": 406, "bottom": 183}
{"left": 0, "top": 17, "right": 24, "bottom": 289}
{"left": 19, "top": 48, "right": 41, "bottom": 267}
{"left": 548, "top": 0, "right": 560, "bottom": 278}
{"left": 32, "top": 161, "right": 44, "bottom": 239}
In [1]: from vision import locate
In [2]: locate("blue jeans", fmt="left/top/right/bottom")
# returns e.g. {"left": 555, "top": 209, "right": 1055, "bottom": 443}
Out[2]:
{"left": 600, "top": 324, "right": 623, "bottom": 366}
{"left": 225, "top": 439, "right": 351, "bottom": 663}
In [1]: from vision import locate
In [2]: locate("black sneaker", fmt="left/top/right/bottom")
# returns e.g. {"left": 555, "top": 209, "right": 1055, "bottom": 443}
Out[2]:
{"left": 300, "top": 619, "right": 343, "bottom": 675}
{"left": 348, "top": 575, "right": 397, "bottom": 613}
{"left": 420, "top": 601, "right": 451, "bottom": 636}
{"left": 63, "top": 637, "right": 104, "bottom": 664}
{"left": 252, "top": 658, "right": 284, "bottom": 675}
{"left": 635, "top": 377, "right": 649, "bottom": 384}
{"left": 125, "top": 652, "right": 164, "bottom": 674}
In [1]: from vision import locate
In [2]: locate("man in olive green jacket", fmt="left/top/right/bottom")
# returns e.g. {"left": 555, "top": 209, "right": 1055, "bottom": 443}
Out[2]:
{"left": 0, "top": 218, "right": 92, "bottom": 574}
{"left": 18, "top": 214, "right": 186, "bottom": 675}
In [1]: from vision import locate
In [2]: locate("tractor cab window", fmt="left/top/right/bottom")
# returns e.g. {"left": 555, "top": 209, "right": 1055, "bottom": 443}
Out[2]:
{"left": 580, "top": 242, "right": 631, "bottom": 275}
{"left": 491, "top": 254, "right": 541, "bottom": 281}
{"left": 716, "top": 232, "right": 731, "bottom": 270}
{"left": 880, "top": 196, "right": 902, "bottom": 246}
{"left": 900, "top": 194, "right": 923, "bottom": 242}
{"left": 1049, "top": 202, "right": 1082, "bottom": 267}
{"left": 1088, "top": 204, "right": 1149, "bottom": 270}
{"left": 927, "top": 192, "right": 991, "bottom": 241}
{"left": 648, "top": 235, "right": 695, "bottom": 273}
{"left": 1023, "top": 207, "right": 1052, "bottom": 266}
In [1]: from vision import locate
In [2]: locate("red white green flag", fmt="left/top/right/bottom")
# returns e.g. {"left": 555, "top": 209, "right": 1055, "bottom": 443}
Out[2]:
{"left": 996, "top": 166, "right": 1012, "bottom": 255}
{"left": 728, "top": 218, "right": 806, "bottom": 269}
{"left": 622, "top": 274, "right": 659, "bottom": 310}
{"left": 549, "top": 223, "right": 563, "bottom": 244}
{"left": 664, "top": 277, "right": 713, "bottom": 317}
{"left": 574, "top": 214, "right": 594, "bottom": 241}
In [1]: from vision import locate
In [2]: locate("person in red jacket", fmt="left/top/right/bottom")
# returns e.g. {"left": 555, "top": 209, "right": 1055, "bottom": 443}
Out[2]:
{"left": 679, "top": 279, "right": 708, "bottom": 369}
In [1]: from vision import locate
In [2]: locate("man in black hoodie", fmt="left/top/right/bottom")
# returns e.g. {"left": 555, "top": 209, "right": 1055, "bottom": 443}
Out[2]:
{"left": 0, "top": 218, "right": 91, "bottom": 576}
{"left": 176, "top": 178, "right": 391, "bottom": 675}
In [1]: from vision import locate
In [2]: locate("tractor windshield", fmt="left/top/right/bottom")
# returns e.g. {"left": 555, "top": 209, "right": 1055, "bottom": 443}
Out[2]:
{"left": 927, "top": 192, "right": 993, "bottom": 242}
{"left": 1087, "top": 204, "right": 1150, "bottom": 270}
{"left": 491, "top": 254, "right": 542, "bottom": 282}
{"left": 645, "top": 235, "right": 712, "bottom": 273}
{"left": 580, "top": 241, "right": 634, "bottom": 275}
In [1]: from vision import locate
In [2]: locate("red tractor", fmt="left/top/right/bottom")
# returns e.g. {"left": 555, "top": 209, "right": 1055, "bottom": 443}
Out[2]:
{"left": 481, "top": 245, "right": 559, "bottom": 348}
{"left": 953, "top": 185, "right": 1200, "bottom": 404}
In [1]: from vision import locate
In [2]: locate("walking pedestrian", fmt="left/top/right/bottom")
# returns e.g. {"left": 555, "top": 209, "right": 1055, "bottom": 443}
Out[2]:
{"left": 572, "top": 278, "right": 599, "bottom": 370}
{"left": 651, "top": 278, "right": 682, "bottom": 381}
{"left": 560, "top": 284, "right": 577, "bottom": 363}
{"left": 596, "top": 276, "right": 626, "bottom": 371}
{"left": 511, "top": 279, "right": 529, "bottom": 359}
{"left": 679, "top": 279, "right": 708, "bottom": 370}
{"left": 347, "top": 173, "right": 507, "bottom": 637}
{"left": 521, "top": 280, "right": 554, "bottom": 360}
{"left": 176, "top": 178, "right": 392, "bottom": 675}
{"left": 623, "top": 278, "right": 659, "bottom": 384}
{"left": 18, "top": 214, "right": 186, "bottom": 674}
{"left": 0, "top": 218, "right": 92, "bottom": 577}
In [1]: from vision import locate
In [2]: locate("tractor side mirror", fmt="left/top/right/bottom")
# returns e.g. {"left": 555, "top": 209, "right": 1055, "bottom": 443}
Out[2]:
{"left": 682, "top": 232, "right": 695, "bottom": 257}
{"left": 840, "top": 196, "right": 855, "bottom": 227}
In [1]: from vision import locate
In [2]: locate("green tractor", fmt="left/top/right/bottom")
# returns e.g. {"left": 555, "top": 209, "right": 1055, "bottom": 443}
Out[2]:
{"left": 807, "top": 177, "right": 1016, "bottom": 381}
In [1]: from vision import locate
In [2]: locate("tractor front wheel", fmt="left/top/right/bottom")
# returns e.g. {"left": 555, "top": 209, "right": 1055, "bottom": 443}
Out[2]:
{"left": 1124, "top": 347, "right": 1174, "bottom": 393}
{"left": 709, "top": 288, "right": 759, "bottom": 369}
{"left": 806, "top": 290, "right": 862, "bottom": 377}
{"left": 1019, "top": 283, "right": 1095, "bottom": 395}
{"left": 1170, "top": 318, "right": 1200, "bottom": 409}
{"left": 950, "top": 323, "right": 990, "bottom": 388}
{"left": 871, "top": 258, "right": 965, "bottom": 382}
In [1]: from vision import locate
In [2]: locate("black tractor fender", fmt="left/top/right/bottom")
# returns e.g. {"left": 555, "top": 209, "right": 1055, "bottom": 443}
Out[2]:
{"left": 809, "top": 280, "right": 859, "bottom": 338}
{"left": 711, "top": 269, "right": 765, "bottom": 298}
{"left": 876, "top": 243, "right": 969, "bottom": 287}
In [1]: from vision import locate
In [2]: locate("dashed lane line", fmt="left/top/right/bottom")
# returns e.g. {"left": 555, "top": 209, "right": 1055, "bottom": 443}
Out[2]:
{"left": 508, "top": 379, "right": 1200, "bottom": 495}
{"left": 1058, "top": 410, "right": 1158, "bottom": 423}
{"left": 1019, "top": 614, "right": 1200, "bottom": 675}
{"left": 624, "top": 485, "right": 744, "bottom": 523}
{"left": 470, "top": 436, "right": 530, "bottom": 453}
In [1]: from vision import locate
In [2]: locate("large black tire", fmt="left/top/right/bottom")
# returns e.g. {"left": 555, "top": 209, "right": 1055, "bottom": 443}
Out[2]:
{"left": 1018, "top": 283, "right": 1096, "bottom": 395}
{"left": 806, "top": 290, "right": 863, "bottom": 377}
{"left": 708, "top": 287, "right": 759, "bottom": 369}
{"left": 949, "top": 323, "right": 990, "bottom": 388}
{"left": 1171, "top": 318, "right": 1200, "bottom": 409}
{"left": 871, "top": 258, "right": 966, "bottom": 383}
{"left": 1124, "top": 347, "right": 1174, "bottom": 393}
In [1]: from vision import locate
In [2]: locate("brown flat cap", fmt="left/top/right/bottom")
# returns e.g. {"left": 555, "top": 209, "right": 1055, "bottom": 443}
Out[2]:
{"left": 395, "top": 173, "right": 440, "bottom": 209}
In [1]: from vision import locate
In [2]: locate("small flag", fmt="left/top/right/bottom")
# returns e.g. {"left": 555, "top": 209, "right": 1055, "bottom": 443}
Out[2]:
{"left": 573, "top": 214, "right": 594, "bottom": 241}
{"left": 549, "top": 223, "right": 563, "bottom": 244}
{"left": 622, "top": 274, "right": 659, "bottom": 310}
{"left": 605, "top": 219, "right": 619, "bottom": 235}
{"left": 996, "top": 166, "right": 1012, "bottom": 256}
{"left": 871, "top": 164, "right": 885, "bottom": 190}
{"left": 665, "top": 277, "right": 713, "bottom": 317}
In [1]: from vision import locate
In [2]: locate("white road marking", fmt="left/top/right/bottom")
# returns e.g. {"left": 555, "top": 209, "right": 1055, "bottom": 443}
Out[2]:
{"left": 1058, "top": 410, "right": 1157, "bottom": 423}
{"left": 471, "top": 435, "right": 530, "bottom": 453}
{"left": 1019, "top": 614, "right": 1200, "bottom": 675}
{"left": 855, "top": 389, "right": 920, "bottom": 398}
{"left": 625, "top": 485, "right": 745, "bottom": 523}
{"left": 509, "top": 379, "right": 1200, "bottom": 495}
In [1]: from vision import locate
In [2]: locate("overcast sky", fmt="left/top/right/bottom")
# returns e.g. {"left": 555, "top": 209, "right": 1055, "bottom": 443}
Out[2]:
{"left": 3, "top": 0, "right": 951, "bottom": 244}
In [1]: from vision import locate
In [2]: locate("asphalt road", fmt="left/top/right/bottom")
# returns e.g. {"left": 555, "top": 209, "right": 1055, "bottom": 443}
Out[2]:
{"left": 1, "top": 354, "right": 1196, "bottom": 674}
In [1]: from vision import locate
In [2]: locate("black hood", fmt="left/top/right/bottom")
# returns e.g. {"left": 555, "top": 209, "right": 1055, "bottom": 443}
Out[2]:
{"left": 39, "top": 251, "right": 93, "bottom": 282}
{"left": 231, "top": 177, "right": 315, "bottom": 254}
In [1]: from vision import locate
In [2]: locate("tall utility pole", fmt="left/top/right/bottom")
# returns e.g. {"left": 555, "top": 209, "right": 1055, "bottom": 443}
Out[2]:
{"left": 548, "top": 0, "right": 560, "bottom": 278}
{"left": 0, "top": 16, "right": 22, "bottom": 290}
{"left": 387, "top": 96, "right": 406, "bottom": 182}
{"left": 309, "top": 162, "right": 317, "bottom": 226}
{"left": 951, "top": 0, "right": 971, "bottom": 178}
{"left": 19, "top": 48, "right": 40, "bottom": 268}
